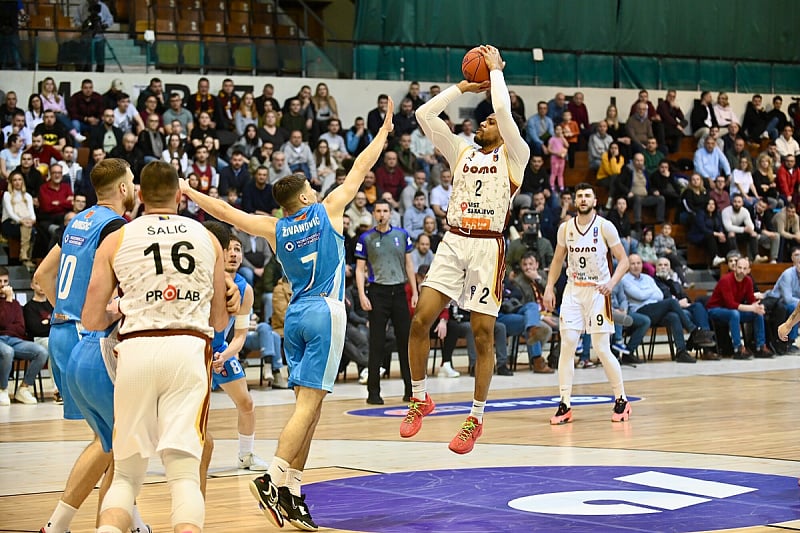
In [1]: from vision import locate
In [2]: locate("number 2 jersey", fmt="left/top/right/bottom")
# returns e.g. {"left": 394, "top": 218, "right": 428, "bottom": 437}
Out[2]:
{"left": 113, "top": 214, "right": 217, "bottom": 337}
{"left": 416, "top": 69, "right": 529, "bottom": 234}
{"left": 53, "top": 205, "right": 125, "bottom": 324}
{"left": 557, "top": 214, "right": 620, "bottom": 286}
{"left": 276, "top": 203, "right": 345, "bottom": 304}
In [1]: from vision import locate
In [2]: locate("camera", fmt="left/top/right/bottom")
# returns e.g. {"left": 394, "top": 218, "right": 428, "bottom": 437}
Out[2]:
{"left": 521, "top": 212, "right": 540, "bottom": 251}
{"left": 82, "top": 2, "right": 107, "bottom": 36}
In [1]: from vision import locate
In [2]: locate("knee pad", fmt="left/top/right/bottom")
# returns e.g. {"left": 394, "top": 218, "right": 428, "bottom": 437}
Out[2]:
{"left": 162, "top": 450, "right": 204, "bottom": 529}
{"left": 101, "top": 454, "right": 148, "bottom": 515}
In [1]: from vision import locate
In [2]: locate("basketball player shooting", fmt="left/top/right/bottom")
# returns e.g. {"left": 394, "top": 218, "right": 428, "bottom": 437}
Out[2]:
{"left": 543, "top": 183, "right": 631, "bottom": 425}
{"left": 401, "top": 44, "right": 529, "bottom": 454}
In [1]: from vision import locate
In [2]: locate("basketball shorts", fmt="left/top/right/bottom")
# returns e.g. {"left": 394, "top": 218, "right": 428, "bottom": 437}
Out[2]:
{"left": 210, "top": 349, "right": 247, "bottom": 389}
{"left": 559, "top": 284, "right": 615, "bottom": 334}
{"left": 66, "top": 333, "right": 114, "bottom": 452}
{"left": 112, "top": 335, "right": 211, "bottom": 461}
{"left": 49, "top": 321, "right": 83, "bottom": 420}
{"left": 421, "top": 232, "right": 505, "bottom": 317}
{"left": 283, "top": 296, "right": 345, "bottom": 393}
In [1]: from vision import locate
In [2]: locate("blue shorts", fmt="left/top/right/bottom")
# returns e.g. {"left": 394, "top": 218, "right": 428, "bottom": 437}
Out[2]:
{"left": 49, "top": 322, "right": 83, "bottom": 420}
{"left": 283, "top": 297, "right": 345, "bottom": 393}
{"left": 66, "top": 333, "right": 115, "bottom": 452}
{"left": 210, "top": 351, "right": 247, "bottom": 389}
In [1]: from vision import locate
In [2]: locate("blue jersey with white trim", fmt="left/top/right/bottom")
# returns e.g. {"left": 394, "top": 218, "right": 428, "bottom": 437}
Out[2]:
{"left": 53, "top": 206, "right": 125, "bottom": 324}
{"left": 276, "top": 203, "right": 345, "bottom": 304}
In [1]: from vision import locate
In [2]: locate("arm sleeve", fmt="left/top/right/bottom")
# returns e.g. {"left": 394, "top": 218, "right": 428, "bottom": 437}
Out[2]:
{"left": 415, "top": 85, "right": 469, "bottom": 168}
{"left": 490, "top": 70, "right": 529, "bottom": 177}
{"left": 601, "top": 219, "right": 621, "bottom": 248}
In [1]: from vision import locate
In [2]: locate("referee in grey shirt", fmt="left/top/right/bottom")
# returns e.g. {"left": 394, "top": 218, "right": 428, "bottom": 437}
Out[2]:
{"left": 355, "top": 199, "right": 418, "bottom": 404}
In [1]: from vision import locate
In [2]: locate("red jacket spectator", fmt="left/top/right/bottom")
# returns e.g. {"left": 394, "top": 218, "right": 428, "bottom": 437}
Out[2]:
{"left": 25, "top": 143, "right": 62, "bottom": 167}
{"left": 0, "top": 298, "right": 27, "bottom": 339}
{"left": 706, "top": 271, "right": 756, "bottom": 310}
{"left": 38, "top": 180, "right": 73, "bottom": 216}
{"left": 375, "top": 165, "right": 405, "bottom": 201}
{"left": 777, "top": 164, "right": 800, "bottom": 200}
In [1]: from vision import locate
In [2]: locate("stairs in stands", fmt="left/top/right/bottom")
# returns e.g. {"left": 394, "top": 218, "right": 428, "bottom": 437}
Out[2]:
{"left": 104, "top": 28, "right": 148, "bottom": 70}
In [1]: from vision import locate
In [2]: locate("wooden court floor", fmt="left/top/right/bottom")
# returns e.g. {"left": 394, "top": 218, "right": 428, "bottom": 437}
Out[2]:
{"left": 2, "top": 352, "right": 800, "bottom": 533}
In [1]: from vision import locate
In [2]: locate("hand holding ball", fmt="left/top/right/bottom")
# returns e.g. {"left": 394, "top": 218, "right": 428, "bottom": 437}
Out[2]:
{"left": 461, "top": 47, "right": 490, "bottom": 83}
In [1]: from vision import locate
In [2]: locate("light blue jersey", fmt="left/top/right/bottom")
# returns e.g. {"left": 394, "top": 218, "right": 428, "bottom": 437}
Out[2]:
{"left": 276, "top": 203, "right": 345, "bottom": 304}
{"left": 211, "top": 273, "right": 248, "bottom": 388}
{"left": 50, "top": 205, "right": 124, "bottom": 420}
{"left": 276, "top": 203, "right": 346, "bottom": 392}
{"left": 52, "top": 206, "right": 125, "bottom": 324}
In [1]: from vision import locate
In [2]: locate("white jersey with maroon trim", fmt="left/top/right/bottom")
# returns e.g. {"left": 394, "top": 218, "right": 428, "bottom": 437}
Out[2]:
{"left": 558, "top": 214, "right": 620, "bottom": 286}
{"left": 446, "top": 145, "right": 519, "bottom": 233}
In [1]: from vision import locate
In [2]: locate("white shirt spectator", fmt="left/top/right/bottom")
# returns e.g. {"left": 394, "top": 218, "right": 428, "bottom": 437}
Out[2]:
{"left": 25, "top": 111, "right": 43, "bottom": 132}
{"left": 318, "top": 132, "right": 349, "bottom": 157}
{"left": 457, "top": 131, "right": 476, "bottom": 145}
{"left": 410, "top": 128, "right": 435, "bottom": 159}
{"left": 2, "top": 125, "right": 32, "bottom": 148}
{"left": 776, "top": 135, "right": 800, "bottom": 158}
{"left": 114, "top": 105, "right": 139, "bottom": 134}
{"left": 430, "top": 183, "right": 452, "bottom": 213}
{"left": 721, "top": 204, "right": 755, "bottom": 234}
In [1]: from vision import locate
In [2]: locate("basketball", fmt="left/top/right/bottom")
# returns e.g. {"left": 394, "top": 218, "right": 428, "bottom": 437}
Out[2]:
{"left": 462, "top": 47, "right": 490, "bottom": 83}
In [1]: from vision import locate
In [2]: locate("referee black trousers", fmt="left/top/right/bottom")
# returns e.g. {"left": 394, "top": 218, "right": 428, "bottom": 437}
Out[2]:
{"left": 366, "top": 283, "right": 412, "bottom": 399}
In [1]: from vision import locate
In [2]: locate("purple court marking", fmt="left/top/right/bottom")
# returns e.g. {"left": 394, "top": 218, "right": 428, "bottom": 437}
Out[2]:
{"left": 304, "top": 466, "right": 800, "bottom": 532}
{"left": 347, "top": 395, "right": 642, "bottom": 417}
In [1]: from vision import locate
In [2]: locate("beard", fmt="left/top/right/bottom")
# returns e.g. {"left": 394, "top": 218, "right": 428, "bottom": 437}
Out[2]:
{"left": 577, "top": 204, "right": 593, "bottom": 215}
{"left": 124, "top": 191, "right": 136, "bottom": 212}
{"left": 474, "top": 131, "right": 488, "bottom": 148}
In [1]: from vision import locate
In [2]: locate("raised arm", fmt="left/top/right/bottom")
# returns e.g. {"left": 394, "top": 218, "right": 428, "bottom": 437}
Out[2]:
{"left": 416, "top": 82, "right": 474, "bottom": 167}
{"left": 482, "top": 45, "right": 529, "bottom": 173}
{"left": 180, "top": 180, "right": 278, "bottom": 250}
{"left": 323, "top": 97, "right": 394, "bottom": 226}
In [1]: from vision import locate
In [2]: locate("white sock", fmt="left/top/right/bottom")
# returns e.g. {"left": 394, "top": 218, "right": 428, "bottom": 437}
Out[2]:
{"left": 45, "top": 500, "right": 78, "bottom": 532}
{"left": 286, "top": 468, "right": 303, "bottom": 497}
{"left": 469, "top": 399, "right": 486, "bottom": 424}
{"left": 591, "top": 333, "right": 626, "bottom": 400}
{"left": 130, "top": 505, "right": 147, "bottom": 533}
{"left": 238, "top": 433, "right": 255, "bottom": 457}
{"left": 411, "top": 378, "right": 426, "bottom": 400}
{"left": 267, "top": 457, "right": 290, "bottom": 487}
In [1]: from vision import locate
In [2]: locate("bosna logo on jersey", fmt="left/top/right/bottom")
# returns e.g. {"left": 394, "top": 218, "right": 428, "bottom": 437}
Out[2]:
{"left": 146, "top": 284, "right": 200, "bottom": 302}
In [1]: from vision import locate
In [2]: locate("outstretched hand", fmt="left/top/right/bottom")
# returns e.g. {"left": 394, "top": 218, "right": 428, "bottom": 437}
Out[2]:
{"left": 480, "top": 44, "right": 505, "bottom": 72}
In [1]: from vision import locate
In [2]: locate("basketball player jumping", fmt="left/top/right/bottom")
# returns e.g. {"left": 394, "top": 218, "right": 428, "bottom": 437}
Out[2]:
{"left": 401, "top": 45, "right": 529, "bottom": 454}
{"left": 543, "top": 183, "right": 631, "bottom": 424}
{"left": 179, "top": 101, "right": 395, "bottom": 531}
{"left": 84, "top": 161, "right": 229, "bottom": 533}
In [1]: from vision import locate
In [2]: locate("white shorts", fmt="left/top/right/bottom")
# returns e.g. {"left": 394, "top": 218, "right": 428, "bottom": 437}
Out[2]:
{"left": 112, "top": 335, "right": 211, "bottom": 461}
{"left": 559, "top": 284, "right": 615, "bottom": 334}
{"left": 422, "top": 231, "right": 505, "bottom": 317}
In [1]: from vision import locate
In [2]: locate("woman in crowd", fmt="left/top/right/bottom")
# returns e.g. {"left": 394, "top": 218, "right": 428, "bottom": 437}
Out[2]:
{"left": 231, "top": 123, "right": 262, "bottom": 160}
{"left": 753, "top": 152, "right": 779, "bottom": 207}
{"left": 25, "top": 93, "right": 44, "bottom": 131}
{"left": 162, "top": 133, "right": 190, "bottom": 175}
{"left": 731, "top": 155, "right": 759, "bottom": 208}
{"left": 235, "top": 92, "right": 259, "bottom": 137}
{"left": 40, "top": 76, "right": 85, "bottom": 142}
{"left": 0, "top": 133, "right": 23, "bottom": 180}
{"left": 314, "top": 139, "right": 339, "bottom": 194}
{"left": 597, "top": 141, "right": 625, "bottom": 208}
{"left": 1, "top": 170, "right": 36, "bottom": 269}
{"left": 688, "top": 197, "right": 729, "bottom": 267}
{"left": 605, "top": 104, "right": 632, "bottom": 160}
{"left": 680, "top": 172, "right": 710, "bottom": 225}
{"left": 311, "top": 82, "right": 339, "bottom": 133}
{"left": 637, "top": 227, "right": 658, "bottom": 276}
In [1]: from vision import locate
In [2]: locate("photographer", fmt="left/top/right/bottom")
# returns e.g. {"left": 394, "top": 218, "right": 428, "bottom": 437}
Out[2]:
{"left": 506, "top": 211, "right": 554, "bottom": 273}
{"left": 73, "top": 0, "right": 113, "bottom": 72}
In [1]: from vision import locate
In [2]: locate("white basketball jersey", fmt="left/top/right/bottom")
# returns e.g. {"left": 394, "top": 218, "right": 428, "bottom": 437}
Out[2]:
{"left": 447, "top": 145, "right": 518, "bottom": 233}
{"left": 559, "top": 214, "right": 620, "bottom": 286}
{"left": 114, "top": 214, "right": 217, "bottom": 337}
